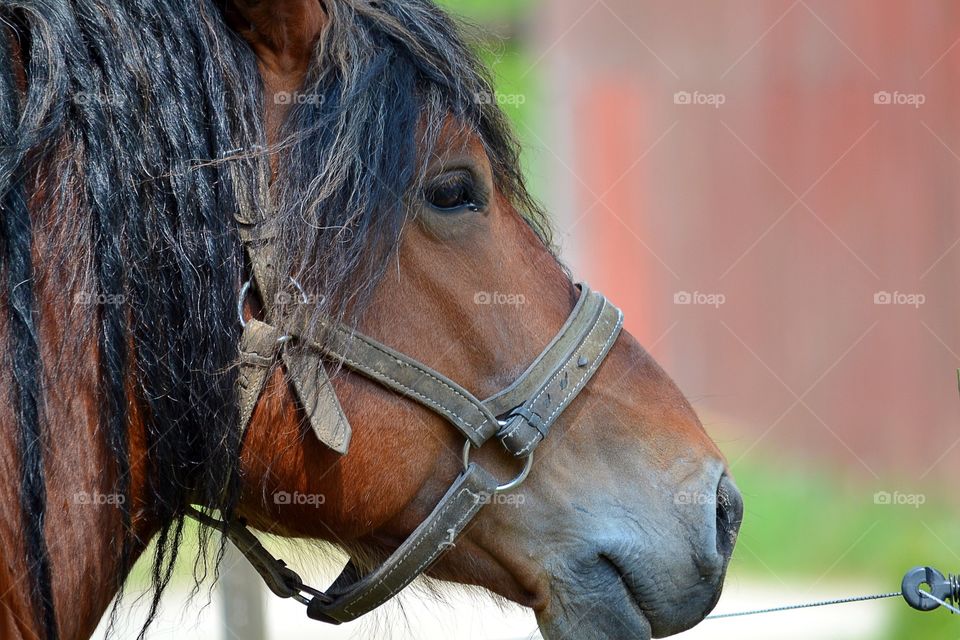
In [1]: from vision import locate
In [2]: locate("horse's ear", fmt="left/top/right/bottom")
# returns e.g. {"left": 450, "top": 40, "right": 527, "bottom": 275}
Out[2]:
{"left": 223, "top": 0, "right": 327, "bottom": 90}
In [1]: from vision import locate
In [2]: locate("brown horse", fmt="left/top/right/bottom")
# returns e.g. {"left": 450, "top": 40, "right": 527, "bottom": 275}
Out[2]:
{"left": 0, "top": 1, "right": 741, "bottom": 639}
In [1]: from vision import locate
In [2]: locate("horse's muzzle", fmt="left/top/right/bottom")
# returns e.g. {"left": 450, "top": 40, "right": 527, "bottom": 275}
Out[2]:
{"left": 535, "top": 464, "right": 743, "bottom": 640}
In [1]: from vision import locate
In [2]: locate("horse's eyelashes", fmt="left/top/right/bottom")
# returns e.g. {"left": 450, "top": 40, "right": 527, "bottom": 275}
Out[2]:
{"left": 425, "top": 171, "right": 484, "bottom": 213}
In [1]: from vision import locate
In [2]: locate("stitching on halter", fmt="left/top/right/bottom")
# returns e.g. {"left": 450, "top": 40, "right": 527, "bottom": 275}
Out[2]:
{"left": 514, "top": 308, "right": 621, "bottom": 456}
{"left": 342, "top": 486, "right": 483, "bottom": 616}
{"left": 340, "top": 327, "right": 482, "bottom": 406}
{"left": 331, "top": 326, "right": 495, "bottom": 434}
{"left": 337, "top": 353, "right": 485, "bottom": 440}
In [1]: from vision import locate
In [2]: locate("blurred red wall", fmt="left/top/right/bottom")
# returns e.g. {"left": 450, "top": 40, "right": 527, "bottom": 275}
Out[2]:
{"left": 534, "top": 0, "right": 960, "bottom": 482}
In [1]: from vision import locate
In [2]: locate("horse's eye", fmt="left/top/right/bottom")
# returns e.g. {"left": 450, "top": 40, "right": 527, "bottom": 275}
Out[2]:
{"left": 425, "top": 172, "right": 483, "bottom": 213}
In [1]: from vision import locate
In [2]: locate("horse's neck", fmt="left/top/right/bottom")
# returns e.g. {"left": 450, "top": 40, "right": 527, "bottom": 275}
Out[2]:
{"left": 35, "top": 390, "right": 147, "bottom": 639}
{"left": 0, "top": 32, "right": 154, "bottom": 640}
{"left": 0, "top": 267, "right": 155, "bottom": 640}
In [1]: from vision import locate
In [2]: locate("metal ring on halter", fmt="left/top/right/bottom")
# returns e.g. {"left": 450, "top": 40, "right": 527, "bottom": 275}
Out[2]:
{"left": 288, "top": 276, "right": 309, "bottom": 304}
{"left": 238, "top": 280, "right": 252, "bottom": 328}
{"left": 237, "top": 278, "right": 298, "bottom": 343}
{"left": 461, "top": 440, "right": 533, "bottom": 493}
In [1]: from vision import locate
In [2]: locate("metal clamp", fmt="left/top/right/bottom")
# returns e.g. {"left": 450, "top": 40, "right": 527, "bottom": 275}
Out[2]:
{"left": 462, "top": 440, "right": 533, "bottom": 492}
{"left": 185, "top": 507, "right": 332, "bottom": 608}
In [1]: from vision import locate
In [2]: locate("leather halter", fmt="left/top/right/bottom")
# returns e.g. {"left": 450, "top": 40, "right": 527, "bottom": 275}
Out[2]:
{"left": 189, "top": 219, "right": 624, "bottom": 624}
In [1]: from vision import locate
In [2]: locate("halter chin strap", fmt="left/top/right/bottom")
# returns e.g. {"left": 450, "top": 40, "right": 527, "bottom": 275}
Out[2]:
{"left": 194, "top": 218, "right": 624, "bottom": 624}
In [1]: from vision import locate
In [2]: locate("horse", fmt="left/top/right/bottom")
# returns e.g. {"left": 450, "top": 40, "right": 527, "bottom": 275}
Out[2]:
{"left": 0, "top": 1, "right": 742, "bottom": 639}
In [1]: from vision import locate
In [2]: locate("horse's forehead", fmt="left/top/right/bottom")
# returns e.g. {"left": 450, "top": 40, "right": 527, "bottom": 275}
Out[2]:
{"left": 223, "top": 0, "right": 328, "bottom": 137}
{"left": 423, "top": 117, "right": 488, "bottom": 165}
{"left": 225, "top": 0, "right": 326, "bottom": 72}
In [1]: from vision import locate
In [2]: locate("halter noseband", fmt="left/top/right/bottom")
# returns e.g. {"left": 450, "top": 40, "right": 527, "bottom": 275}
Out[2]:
{"left": 189, "top": 220, "right": 623, "bottom": 624}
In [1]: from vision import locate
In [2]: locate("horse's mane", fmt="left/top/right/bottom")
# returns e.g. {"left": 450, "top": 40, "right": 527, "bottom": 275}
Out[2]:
{"left": 0, "top": 1, "right": 546, "bottom": 638}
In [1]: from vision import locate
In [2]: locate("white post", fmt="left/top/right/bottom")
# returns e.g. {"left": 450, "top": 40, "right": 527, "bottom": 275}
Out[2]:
{"left": 220, "top": 544, "right": 267, "bottom": 640}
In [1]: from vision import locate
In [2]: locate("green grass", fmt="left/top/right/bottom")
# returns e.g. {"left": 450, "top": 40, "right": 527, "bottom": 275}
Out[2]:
{"left": 436, "top": 0, "right": 539, "bottom": 24}
{"left": 727, "top": 454, "right": 960, "bottom": 639}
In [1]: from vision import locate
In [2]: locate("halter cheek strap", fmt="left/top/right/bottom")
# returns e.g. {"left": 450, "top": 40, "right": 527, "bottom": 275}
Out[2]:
{"left": 195, "top": 217, "right": 624, "bottom": 625}
{"left": 234, "top": 218, "right": 353, "bottom": 454}
{"left": 278, "top": 281, "right": 622, "bottom": 458}
{"left": 483, "top": 287, "right": 620, "bottom": 456}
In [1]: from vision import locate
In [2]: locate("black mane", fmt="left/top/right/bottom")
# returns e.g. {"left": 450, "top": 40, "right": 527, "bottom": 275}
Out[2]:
{"left": 0, "top": 1, "right": 545, "bottom": 638}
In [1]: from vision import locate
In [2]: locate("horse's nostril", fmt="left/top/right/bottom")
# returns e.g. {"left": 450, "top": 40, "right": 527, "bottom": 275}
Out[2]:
{"left": 715, "top": 473, "right": 743, "bottom": 560}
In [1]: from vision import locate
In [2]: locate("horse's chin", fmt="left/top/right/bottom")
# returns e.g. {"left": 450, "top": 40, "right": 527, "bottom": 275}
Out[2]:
{"left": 533, "top": 560, "right": 654, "bottom": 640}
{"left": 531, "top": 550, "right": 721, "bottom": 640}
{"left": 535, "top": 597, "right": 652, "bottom": 640}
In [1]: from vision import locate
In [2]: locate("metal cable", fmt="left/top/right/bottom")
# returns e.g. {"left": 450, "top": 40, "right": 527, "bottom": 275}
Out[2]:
{"left": 918, "top": 589, "right": 960, "bottom": 615}
{"left": 707, "top": 592, "right": 902, "bottom": 619}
